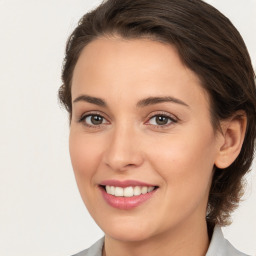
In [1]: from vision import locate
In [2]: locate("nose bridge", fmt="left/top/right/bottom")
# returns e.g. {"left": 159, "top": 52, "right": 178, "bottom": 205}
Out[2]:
{"left": 104, "top": 121, "right": 143, "bottom": 171}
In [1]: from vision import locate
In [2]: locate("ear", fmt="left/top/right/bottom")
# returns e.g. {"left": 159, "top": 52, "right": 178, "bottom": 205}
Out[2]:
{"left": 214, "top": 111, "right": 247, "bottom": 169}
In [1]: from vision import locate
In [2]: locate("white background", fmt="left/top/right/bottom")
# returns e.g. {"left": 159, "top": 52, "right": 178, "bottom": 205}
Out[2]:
{"left": 0, "top": 0, "right": 255, "bottom": 255}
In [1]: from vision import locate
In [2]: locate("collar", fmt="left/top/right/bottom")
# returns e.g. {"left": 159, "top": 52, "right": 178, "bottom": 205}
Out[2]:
{"left": 206, "top": 225, "right": 248, "bottom": 256}
{"left": 74, "top": 226, "right": 248, "bottom": 256}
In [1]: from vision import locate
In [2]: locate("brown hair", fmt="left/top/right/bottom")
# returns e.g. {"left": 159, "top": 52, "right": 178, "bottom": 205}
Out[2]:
{"left": 59, "top": 0, "right": 256, "bottom": 226}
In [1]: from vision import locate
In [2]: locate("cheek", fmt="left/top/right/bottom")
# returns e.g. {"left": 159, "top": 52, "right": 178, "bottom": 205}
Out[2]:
{"left": 149, "top": 129, "right": 216, "bottom": 206}
{"left": 69, "top": 132, "right": 103, "bottom": 188}
{"left": 69, "top": 131, "right": 110, "bottom": 219}
{"left": 152, "top": 131, "right": 215, "bottom": 171}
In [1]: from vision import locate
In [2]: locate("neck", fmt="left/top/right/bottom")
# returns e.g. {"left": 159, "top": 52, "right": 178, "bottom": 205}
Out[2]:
{"left": 103, "top": 218, "right": 210, "bottom": 256}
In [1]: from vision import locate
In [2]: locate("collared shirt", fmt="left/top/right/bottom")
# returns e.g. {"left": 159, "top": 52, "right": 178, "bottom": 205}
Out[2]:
{"left": 72, "top": 226, "right": 250, "bottom": 256}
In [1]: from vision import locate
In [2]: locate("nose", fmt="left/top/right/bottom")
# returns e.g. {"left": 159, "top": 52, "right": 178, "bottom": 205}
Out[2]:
{"left": 103, "top": 124, "right": 144, "bottom": 172}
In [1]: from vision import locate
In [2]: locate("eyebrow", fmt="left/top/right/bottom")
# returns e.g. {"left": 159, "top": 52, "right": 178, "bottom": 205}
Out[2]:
{"left": 136, "top": 96, "right": 189, "bottom": 108}
{"left": 73, "top": 95, "right": 107, "bottom": 107}
{"left": 73, "top": 94, "right": 189, "bottom": 108}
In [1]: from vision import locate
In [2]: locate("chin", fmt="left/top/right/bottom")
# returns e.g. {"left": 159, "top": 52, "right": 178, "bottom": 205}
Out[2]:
{"left": 99, "top": 217, "right": 157, "bottom": 242}
{"left": 105, "top": 227, "right": 153, "bottom": 242}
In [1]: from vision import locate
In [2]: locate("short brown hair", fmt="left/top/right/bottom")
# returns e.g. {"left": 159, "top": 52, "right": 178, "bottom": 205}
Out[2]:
{"left": 59, "top": 0, "right": 256, "bottom": 226}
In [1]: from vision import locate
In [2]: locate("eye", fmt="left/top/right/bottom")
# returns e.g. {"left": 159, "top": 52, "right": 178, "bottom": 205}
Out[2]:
{"left": 81, "top": 114, "right": 108, "bottom": 126}
{"left": 148, "top": 114, "right": 176, "bottom": 126}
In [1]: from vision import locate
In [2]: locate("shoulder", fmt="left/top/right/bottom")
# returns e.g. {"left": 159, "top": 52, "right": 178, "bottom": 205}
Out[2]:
{"left": 71, "top": 237, "right": 104, "bottom": 256}
{"left": 206, "top": 226, "right": 251, "bottom": 256}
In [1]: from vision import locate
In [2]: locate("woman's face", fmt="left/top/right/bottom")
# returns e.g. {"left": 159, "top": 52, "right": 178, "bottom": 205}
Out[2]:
{"left": 70, "top": 37, "right": 222, "bottom": 242}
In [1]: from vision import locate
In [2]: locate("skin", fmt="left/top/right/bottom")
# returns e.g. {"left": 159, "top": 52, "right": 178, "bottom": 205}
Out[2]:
{"left": 69, "top": 37, "right": 246, "bottom": 256}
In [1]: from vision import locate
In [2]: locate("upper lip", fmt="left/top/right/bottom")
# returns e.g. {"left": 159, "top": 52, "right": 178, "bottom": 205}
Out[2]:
{"left": 100, "top": 179, "right": 157, "bottom": 188}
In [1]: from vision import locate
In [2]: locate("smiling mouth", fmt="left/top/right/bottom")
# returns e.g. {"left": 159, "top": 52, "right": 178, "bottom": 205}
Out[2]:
{"left": 100, "top": 185, "right": 158, "bottom": 197}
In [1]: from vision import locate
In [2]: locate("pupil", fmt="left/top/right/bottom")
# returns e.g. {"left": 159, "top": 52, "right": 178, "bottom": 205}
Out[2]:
{"left": 156, "top": 116, "right": 168, "bottom": 125}
{"left": 91, "top": 115, "right": 103, "bottom": 125}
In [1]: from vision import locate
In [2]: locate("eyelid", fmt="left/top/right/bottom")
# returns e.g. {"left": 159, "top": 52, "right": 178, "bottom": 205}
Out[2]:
{"left": 77, "top": 110, "right": 178, "bottom": 129}
{"left": 78, "top": 111, "right": 110, "bottom": 126}
{"left": 144, "top": 111, "right": 178, "bottom": 127}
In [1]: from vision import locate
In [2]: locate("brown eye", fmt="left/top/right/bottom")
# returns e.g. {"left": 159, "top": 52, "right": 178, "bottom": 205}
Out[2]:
{"left": 148, "top": 115, "right": 176, "bottom": 126}
{"left": 84, "top": 115, "right": 107, "bottom": 126}
{"left": 155, "top": 116, "right": 169, "bottom": 125}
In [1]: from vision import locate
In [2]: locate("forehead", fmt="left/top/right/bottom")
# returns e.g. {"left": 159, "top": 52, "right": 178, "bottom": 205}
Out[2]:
{"left": 73, "top": 36, "right": 195, "bottom": 83}
{"left": 72, "top": 37, "right": 209, "bottom": 109}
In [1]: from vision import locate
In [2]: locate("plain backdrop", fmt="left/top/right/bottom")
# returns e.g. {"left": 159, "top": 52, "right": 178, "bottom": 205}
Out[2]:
{"left": 0, "top": 0, "right": 255, "bottom": 255}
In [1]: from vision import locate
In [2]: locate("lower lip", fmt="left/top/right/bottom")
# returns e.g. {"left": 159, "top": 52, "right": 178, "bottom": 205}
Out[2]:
{"left": 100, "top": 187, "right": 157, "bottom": 210}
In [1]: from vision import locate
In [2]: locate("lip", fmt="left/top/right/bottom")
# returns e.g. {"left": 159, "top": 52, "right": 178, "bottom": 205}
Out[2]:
{"left": 99, "top": 180, "right": 158, "bottom": 210}
{"left": 100, "top": 179, "right": 156, "bottom": 188}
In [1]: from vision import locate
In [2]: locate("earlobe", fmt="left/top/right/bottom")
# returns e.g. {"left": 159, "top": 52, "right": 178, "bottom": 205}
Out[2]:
{"left": 214, "top": 111, "right": 247, "bottom": 169}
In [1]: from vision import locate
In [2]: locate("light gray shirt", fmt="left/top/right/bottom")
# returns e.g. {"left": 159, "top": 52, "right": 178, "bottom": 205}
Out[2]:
{"left": 72, "top": 226, "right": 250, "bottom": 256}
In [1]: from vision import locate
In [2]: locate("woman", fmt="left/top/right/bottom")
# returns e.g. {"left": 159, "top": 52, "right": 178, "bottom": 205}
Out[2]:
{"left": 59, "top": 0, "right": 256, "bottom": 255}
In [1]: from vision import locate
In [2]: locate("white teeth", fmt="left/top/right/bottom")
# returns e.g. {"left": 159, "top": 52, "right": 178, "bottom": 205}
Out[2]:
{"left": 141, "top": 186, "right": 148, "bottom": 194}
{"left": 106, "top": 185, "right": 116, "bottom": 195}
{"left": 147, "top": 186, "right": 154, "bottom": 192}
{"left": 105, "top": 185, "right": 155, "bottom": 197}
{"left": 110, "top": 186, "right": 115, "bottom": 195}
{"left": 123, "top": 187, "right": 133, "bottom": 197}
{"left": 106, "top": 185, "right": 111, "bottom": 194}
{"left": 114, "top": 187, "right": 124, "bottom": 196}
{"left": 133, "top": 186, "right": 141, "bottom": 196}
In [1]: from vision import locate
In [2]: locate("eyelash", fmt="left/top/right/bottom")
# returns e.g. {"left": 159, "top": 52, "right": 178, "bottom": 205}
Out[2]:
{"left": 78, "top": 111, "right": 178, "bottom": 129}
{"left": 78, "top": 112, "right": 109, "bottom": 129}
{"left": 145, "top": 112, "right": 178, "bottom": 128}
